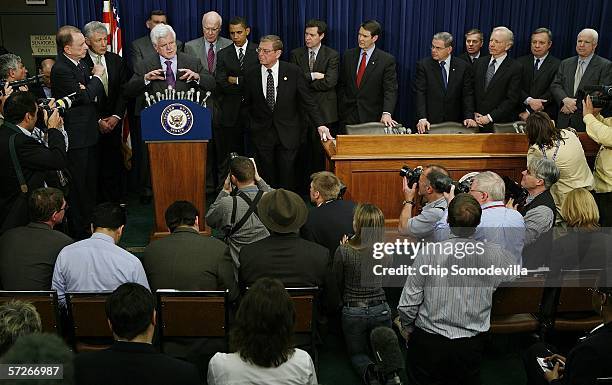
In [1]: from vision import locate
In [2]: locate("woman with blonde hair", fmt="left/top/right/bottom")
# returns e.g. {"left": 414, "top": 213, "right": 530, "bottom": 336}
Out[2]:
{"left": 526, "top": 112, "right": 593, "bottom": 219}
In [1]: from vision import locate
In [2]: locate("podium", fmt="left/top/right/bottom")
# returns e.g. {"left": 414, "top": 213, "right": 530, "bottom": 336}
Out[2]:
{"left": 141, "top": 100, "right": 212, "bottom": 239}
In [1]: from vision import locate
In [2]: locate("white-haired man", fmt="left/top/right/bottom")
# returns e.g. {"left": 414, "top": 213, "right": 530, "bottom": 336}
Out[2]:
{"left": 185, "top": 11, "right": 231, "bottom": 75}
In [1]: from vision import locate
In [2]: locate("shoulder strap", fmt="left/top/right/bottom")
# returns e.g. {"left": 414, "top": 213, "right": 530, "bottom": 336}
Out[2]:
{"left": 7, "top": 126, "right": 28, "bottom": 193}
{"left": 226, "top": 190, "right": 264, "bottom": 239}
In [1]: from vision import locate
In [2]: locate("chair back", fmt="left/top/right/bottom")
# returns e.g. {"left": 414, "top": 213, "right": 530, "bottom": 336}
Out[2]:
{"left": 493, "top": 121, "right": 526, "bottom": 133}
{"left": 0, "top": 291, "right": 60, "bottom": 334}
{"left": 428, "top": 122, "right": 478, "bottom": 134}
{"left": 65, "top": 292, "right": 113, "bottom": 351}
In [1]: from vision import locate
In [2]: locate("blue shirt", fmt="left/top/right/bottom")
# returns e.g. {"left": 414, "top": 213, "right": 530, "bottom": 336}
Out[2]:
{"left": 52, "top": 233, "right": 149, "bottom": 304}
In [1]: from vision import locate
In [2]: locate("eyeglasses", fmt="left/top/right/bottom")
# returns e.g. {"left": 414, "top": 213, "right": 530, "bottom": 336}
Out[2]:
{"left": 256, "top": 48, "right": 277, "bottom": 55}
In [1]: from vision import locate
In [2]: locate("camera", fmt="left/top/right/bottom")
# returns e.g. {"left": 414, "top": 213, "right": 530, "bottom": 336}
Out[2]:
{"left": 580, "top": 85, "right": 612, "bottom": 109}
{"left": 0, "top": 74, "right": 44, "bottom": 92}
{"left": 399, "top": 165, "right": 422, "bottom": 187}
{"left": 503, "top": 176, "right": 528, "bottom": 207}
{"left": 432, "top": 174, "right": 472, "bottom": 194}
{"left": 37, "top": 92, "right": 77, "bottom": 118}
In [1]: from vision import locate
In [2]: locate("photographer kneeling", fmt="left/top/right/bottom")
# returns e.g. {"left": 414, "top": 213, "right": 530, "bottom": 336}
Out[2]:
{"left": 0, "top": 91, "right": 66, "bottom": 234}
{"left": 583, "top": 94, "right": 612, "bottom": 227}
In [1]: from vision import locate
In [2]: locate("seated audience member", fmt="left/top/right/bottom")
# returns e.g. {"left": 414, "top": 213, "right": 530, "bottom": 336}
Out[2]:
{"left": 0, "top": 300, "right": 42, "bottom": 356}
{"left": 74, "top": 283, "right": 201, "bottom": 385}
{"left": 526, "top": 111, "right": 593, "bottom": 218}
{"left": 435, "top": 171, "right": 525, "bottom": 263}
{"left": 143, "top": 200, "right": 238, "bottom": 300}
{"left": 52, "top": 203, "right": 149, "bottom": 304}
{"left": 1, "top": 333, "right": 74, "bottom": 385}
{"left": 333, "top": 204, "right": 392, "bottom": 383}
{"left": 0, "top": 187, "right": 73, "bottom": 290}
{"left": 398, "top": 194, "right": 515, "bottom": 385}
{"left": 398, "top": 165, "right": 449, "bottom": 241}
{"left": 239, "top": 189, "right": 333, "bottom": 300}
{"left": 510, "top": 158, "right": 559, "bottom": 269}
{"left": 206, "top": 156, "right": 273, "bottom": 269}
{"left": 208, "top": 277, "right": 318, "bottom": 385}
{"left": 522, "top": 273, "right": 612, "bottom": 385}
{"left": 301, "top": 171, "right": 356, "bottom": 256}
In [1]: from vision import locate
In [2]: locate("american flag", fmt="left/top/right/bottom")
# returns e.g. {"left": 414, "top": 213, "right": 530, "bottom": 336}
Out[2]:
{"left": 102, "top": 0, "right": 132, "bottom": 170}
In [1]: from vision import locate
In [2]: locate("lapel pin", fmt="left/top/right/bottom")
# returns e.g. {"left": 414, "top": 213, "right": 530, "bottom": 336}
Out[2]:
{"left": 283, "top": 76, "right": 287, "bottom": 81}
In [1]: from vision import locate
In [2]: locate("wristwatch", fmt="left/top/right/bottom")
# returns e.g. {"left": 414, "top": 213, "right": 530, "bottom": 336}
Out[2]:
{"left": 402, "top": 200, "right": 415, "bottom": 206}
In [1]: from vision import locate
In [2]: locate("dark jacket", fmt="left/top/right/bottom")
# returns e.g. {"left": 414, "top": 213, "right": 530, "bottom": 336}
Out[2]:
{"left": 301, "top": 199, "right": 356, "bottom": 257}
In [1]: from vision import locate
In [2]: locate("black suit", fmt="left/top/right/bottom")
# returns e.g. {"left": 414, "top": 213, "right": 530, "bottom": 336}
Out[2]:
{"left": 414, "top": 56, "right": 474, "bottom": 124}
{"left": 339, "top": 47, "right": 398, "bottom": 125}
{"left": 457, "top": 51, "right": 486, "bottom": 65}
{"left": 83, "top": 52, "right": 129, "bottom": 203}
{"left": 516, "top": 54, "right": 561, "bottom": 120}
{"left": 0, "top": 222, "right": 73, "bottom": 290}
{"left": 0, "top": 124, "right": 68, "bottom": 234}
{"left": 473, "top": 55, "right": 522, "bottom": 131}
{"left": 301, "top": 199, "right": 356, "bottom": 257}
{"left": 74, "top": 341, "right": 201, "bottom": 385}
{"left": 243, "top": 61, "right": 323, "bottom": 190}
{"left": 51, "top": 53, "right": 105, "bottom": 238}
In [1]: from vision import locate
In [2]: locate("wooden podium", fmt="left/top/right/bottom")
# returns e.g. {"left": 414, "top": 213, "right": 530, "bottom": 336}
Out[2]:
{"left": 323, "top": 133, "right": 599, "bottom": 228}
{"left": 142, "top": 100, "right": 212, "bottom": 239}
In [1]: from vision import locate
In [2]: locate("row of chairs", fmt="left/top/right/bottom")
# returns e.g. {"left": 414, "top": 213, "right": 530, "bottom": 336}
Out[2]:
{"left": 345, "top": 121, "right": 526, "bottom": 135}
{"left": 0, "top": 287, "right": 319, "bottom": 366}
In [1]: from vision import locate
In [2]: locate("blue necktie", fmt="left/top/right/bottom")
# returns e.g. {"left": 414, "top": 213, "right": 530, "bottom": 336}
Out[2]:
{"left": 440, "top": 61, "right": 448, "bottom": 89}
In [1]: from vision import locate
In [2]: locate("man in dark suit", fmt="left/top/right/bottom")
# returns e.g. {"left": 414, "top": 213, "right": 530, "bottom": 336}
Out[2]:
{"left": 0, "top": 187, "right": 72, "bottom": 290}
{"left": 74, "top": 283, "right": 201, "bottom": 385}
{"left": 51, "top": 25, "right": 106, "bottom": 239}
{"left": 414, "top": 31, "right": 476, "bottom": 133}
{"left": 551, "top": 28, "right": 612, "bottom": 132}
{"left": 290, "top": 19, "right": 340, "bottom": 191}
{"left": 473, "top": 26, "right": 522, "bottom": 132}
{"left": 242, "top": 35, "right": 331, "bottom": 190}
{"left": 82, "top": 21, "right": 129, "bottom": 204}
{"left": 458, "top": 29, "right": 487, "bottom": 64}
{"left": 142, "top": 200, "right": 238, "bottom": 300}
{"left": 517, "top": 28, "right": 561, "bottom": 122}
{"left": 339, "top": 20, "right": 398, "bottom": 128}
{"left": 184, "top": 11, "right": 232, "bottom": 76}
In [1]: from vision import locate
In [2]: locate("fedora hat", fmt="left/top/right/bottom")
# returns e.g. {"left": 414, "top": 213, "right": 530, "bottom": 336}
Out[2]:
{"left": 257, "top": 189, "right": 308, "bottom": 233}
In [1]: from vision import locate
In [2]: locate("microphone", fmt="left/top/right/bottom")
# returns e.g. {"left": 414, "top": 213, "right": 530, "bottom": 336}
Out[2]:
{"left": 370, "top": 326, "right": 404, "bottom": 384}
{"left": 144, "top": 91, "right": 152, "bottom": 107}
{"left": 196, "top": 90, "right": 201, "bottom": 104}
{"left": 201, "top": 91, "right": 211, "bottom": 107}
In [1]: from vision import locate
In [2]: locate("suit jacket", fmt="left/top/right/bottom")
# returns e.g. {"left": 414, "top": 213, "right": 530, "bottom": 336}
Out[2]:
{"left": 516, "top": 54, "right": 561, "bottom": 120}
{"left": 124, "top": 52, "right": 215, "bottom": 114}
{"left": 457, "top": 51, "right": 487, "bottom": 65}
{"left": 184, "top": 36, "right": 232, "bottom": 75}
{"left": 129, "top": 35, "right": 184, "bottom": 70}
{"left": 142, "top": 227, "right": 238, "bottom": 301}
{"left": 215, "top": 42, "right": 259, "bottom": 127}
{"left": 50, "top": 53, "right": 105, "bottom": 149}
{"left": 243, "top": 61, "right": 324, "bottom": 149}
{"left": 0, "top": 222, "right": 73, "bottom": 290}
{"left": 550, "top": 54, "right": 612, "bottom": 131}
{"left": 339, "top": 47, "right": 398, "bottom": 124}
{"left": 300, "top": 199, "right": 356, "bottom": 257}
{"left": 82, "top": 51, "right": 129, "bottom": 119}
{"left": 290, "top": 45, "right": 340, "bottom": 125}
{"left": 414, "top": 56, "right": 474, "bottom": 123}
{"left": 0, "top": 124, "right": 68, "bottom": 233}
{"left": 473, "top": 55, "right": 522, "bottom": 127}
{"left": 74, "top": 341, "right": 201, "bottom": 385}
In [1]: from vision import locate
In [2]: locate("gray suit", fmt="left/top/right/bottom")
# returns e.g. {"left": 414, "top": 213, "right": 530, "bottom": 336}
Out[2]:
{"left": 184, "top": 36, "right": 232, "bottom": 75}
{"left": 550, "top": 54, "right": 612, "bottom": 131}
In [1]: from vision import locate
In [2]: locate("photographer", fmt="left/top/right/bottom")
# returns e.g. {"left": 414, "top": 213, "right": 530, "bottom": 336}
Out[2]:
{"left": 205, "top": 156, "right": 273, "bottom": 270}
{"left": 0, "top": 54, "right": 28, "bottom": 89}
{"left": 0, "top": 91, "right": 66, "bottom": 234}
{"left": 398, "top": 165, "right": 449, "bottom": 241}
{"left": 583, "top": 95, "right": 612, "bottom": 227}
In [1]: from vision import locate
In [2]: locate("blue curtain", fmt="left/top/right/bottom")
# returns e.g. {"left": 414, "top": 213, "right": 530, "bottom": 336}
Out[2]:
{"left": 57, "top": 0, "right": 612, "bottom": 125}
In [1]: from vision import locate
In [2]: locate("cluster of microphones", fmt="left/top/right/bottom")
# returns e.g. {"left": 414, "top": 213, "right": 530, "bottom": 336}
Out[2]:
{"left": 144, "top": 86, "right": 211, "bottom": 108}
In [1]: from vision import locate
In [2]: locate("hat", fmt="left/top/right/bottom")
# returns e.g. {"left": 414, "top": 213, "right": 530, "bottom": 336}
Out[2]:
{"left": 257, "top": 189, "right": 308, "bottom": 233}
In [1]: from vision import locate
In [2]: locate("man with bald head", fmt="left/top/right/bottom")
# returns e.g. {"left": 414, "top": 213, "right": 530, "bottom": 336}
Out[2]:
{"left": 473, "top": 26, "right": 522, "bottom": 132}
{"left": 551, "top": 28, "right": 612, "bottom": 131}
{"left": 185, "top": 11, "right": 232, "bottom": 75}
{"left": 33, "top": 59, "right": 55, "bottom": 99}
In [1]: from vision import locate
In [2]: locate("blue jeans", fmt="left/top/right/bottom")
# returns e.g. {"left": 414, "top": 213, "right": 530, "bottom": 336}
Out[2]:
{"left": 341, "top": 302, "right": 392, "bottom": 382}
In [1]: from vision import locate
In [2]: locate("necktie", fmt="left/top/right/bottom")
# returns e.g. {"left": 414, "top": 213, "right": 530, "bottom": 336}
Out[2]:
{"left": 266, "top": 69, "right": 275, "bottom": 110}
{"left": 207, "top": 43, "right": 215, "bottom": 73}
{"left": 165, "top": 60, "right": 175, "bottom": 87}
{"left": 356, "top": 51, "right": 367, "bottom": 88}
{"left": 573, "top": 60, "right": 584, "bottom": 96}
{"left": 309, "top": 50, "right": 316, "bottom": 72}
{"left": 440, "top": 61, "right": 448, "bottom": 89}
{"left": 95, "top": 55, "right": 108, "bottom": 95}
{"left": 238, "top": 48, "right": 244, "bottom": 70}
{"left": 534, "top": 58, "right": 540, "bottom": 73}
{"left": 485, "top": 59, "right": 496, "bottom": 90}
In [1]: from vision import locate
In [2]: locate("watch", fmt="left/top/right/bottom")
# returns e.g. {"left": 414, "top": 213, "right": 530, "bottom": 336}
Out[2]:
{"left": 402, "top": 200, "right": 415, "bottom": 206}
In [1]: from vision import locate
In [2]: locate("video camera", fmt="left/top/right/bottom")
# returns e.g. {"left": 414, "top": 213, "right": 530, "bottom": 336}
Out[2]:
{"left": 580, "top": 85, "right": 612, "bottom": 109}
{"left": 0, "top": 74, "right": 44, "bottom": 92}
{"left": 503, "top": 175, "right": 529, "bottom": 207}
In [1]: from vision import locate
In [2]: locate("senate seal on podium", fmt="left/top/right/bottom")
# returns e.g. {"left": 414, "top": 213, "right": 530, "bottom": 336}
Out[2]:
{"left": 160, "top": 103, "right": 194, "bottom": 136}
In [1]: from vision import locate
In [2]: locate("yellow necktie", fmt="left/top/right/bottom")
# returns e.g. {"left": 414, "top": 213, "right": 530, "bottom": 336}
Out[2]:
{"left": 96, "top": 55, "right": 108, "bottom": 95}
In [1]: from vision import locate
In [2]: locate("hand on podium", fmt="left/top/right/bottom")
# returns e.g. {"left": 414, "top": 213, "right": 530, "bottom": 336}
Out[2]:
{"left": 317, "top": 126, "right": 334, "bottom": 141}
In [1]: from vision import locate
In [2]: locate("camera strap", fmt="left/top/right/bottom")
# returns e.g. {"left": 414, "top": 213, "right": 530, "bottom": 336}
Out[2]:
{"left": 4, "top": 122, "right": 28, "bottom": 194}
{"left": 225, "top": 189, "right": 264, "bottom": 240}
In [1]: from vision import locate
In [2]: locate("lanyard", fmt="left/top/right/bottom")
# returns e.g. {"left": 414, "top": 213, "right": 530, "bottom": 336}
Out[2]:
{"left": 482, "top": 204, "right": 506, "bottom": 210}
{"left": 539, "top": 138, "right": 561, "bottom": 161}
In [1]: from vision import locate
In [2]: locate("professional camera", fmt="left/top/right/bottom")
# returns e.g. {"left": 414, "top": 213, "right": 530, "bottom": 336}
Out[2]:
{"left": 0, "top": 74, "right": 44, "bottom": 92}
{"left": 399, "top": 165, "right": 422, "bottom": 187}
{"left": 37, "top": 92, "right": 77, "bottom": 117}
{"left": 581, "top": 85, "right": 612, "bottom": 109}
{"left": 432, "top": 174, "right": 473, "bottom": 194}
{"left": 503, "top": 175, "right": 528, "bottom": 207}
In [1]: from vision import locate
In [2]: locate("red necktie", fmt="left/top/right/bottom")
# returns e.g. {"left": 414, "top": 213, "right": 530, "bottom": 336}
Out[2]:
{"left": 356, "top": 52, "right": 367, "bottom": 88}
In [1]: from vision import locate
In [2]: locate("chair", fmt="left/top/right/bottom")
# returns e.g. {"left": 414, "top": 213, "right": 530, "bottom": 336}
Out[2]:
{"left": 65, "top": 292, "right": 113, "bottom": 352}
{"left": 0, "top": 291, "right": 61, "bottom": 334}
{"left": 493, "top": 121, "right": 526, "bottom": 133}
{"left": 428, "top": 122, "right": 478, "bottom": 134}
{"left": 345, "top": 122, "right": 409, "bottom": 135}
{"left": 156, "top": 290, "right": 229, "bottom": 353}
{"left": 489, "top": 276, "right": 545, "bottom": 334}
{"left": 551, "top": 270, "right": 603, "bottom": 333}
{"left": 286, "top": 287, "right": 319, "bottom": 369}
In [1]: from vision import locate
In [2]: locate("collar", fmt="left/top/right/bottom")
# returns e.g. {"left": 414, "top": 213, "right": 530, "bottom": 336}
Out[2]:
{"left": 63, "top": 53, "right": 80, "bottom": 67}
{"left": 91, "top": 232, "right": 116, "bottom": 244}
{"left": 234, "top": 40, "right": 248, "bottom": 50}
{"left": 481, "top": 200, "right": 506, "bottom": 210}
{"left": 470, "top": 52, "right": 480, "bottom": 60}
{"left": 159, "top": 55, "right": 177, "bottom": 65}
{"left": 361, "top": 44, "right": 375, "bottom": 57}
{"left": 88, "top": 50, "right": 105, "bottom": 60}
{"left": 438, "top": 55, "right": 451, "bottom": 66}
{"left": 238, "top": 184, "right": 258, "bottom": 192}
{"left": 309, "top": 44, "right": 321, "bottom": 56}
{"left": 316, "top": 199, "right": 335, "bottom": 208}
{"left": 490, "top": 53, "right": 507, "bottom": 65}
{"left": 262, "top": 60, "right": 280, "bottom": 73}
{"left": 27, "top": 222, "right": 53, "bottom": 230}
{"left": 206, "top": 39, "right": 217, "bottom": 48}
{"left": 17, "top": 124, "right": 32, "bottom": 137}
{"left": 110, "top": 341, "right": 156, "bottom": 353}
{"left": 534, "top": 52, "right": 549, "bottom": 62}
{"left": 578, "top": 53, "right": 594, "bottom": 66}
{"left": 425, "top": 196, "right": 447, "bottom": 208}
{"left": 172, "top": 226, "right": 199, "bottom": 235}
